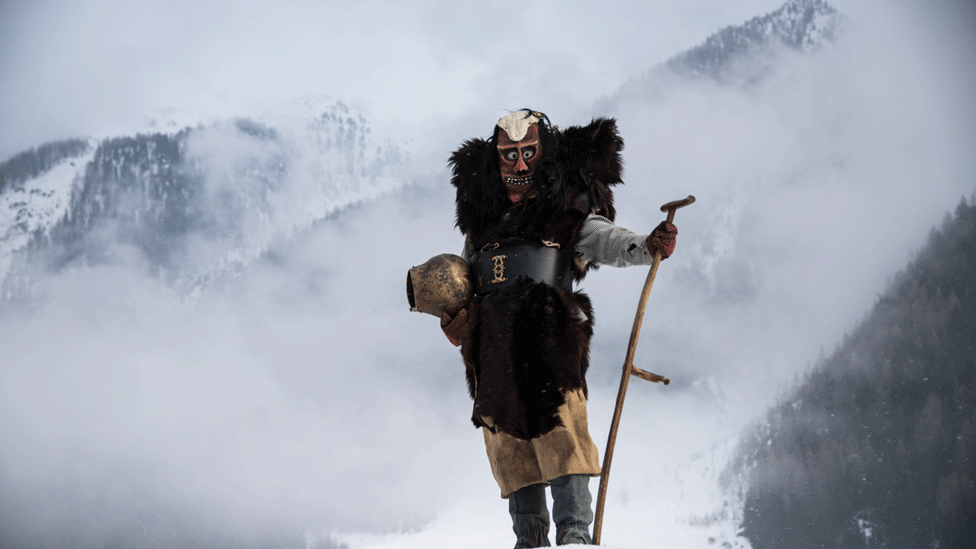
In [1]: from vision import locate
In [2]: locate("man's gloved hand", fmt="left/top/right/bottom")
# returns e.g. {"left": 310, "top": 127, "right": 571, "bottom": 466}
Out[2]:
{"left": 440, "top": 308, "right": 470, "bottom": 347}
{"left": 646, "top": 221, "right": 678, "bottom": 259}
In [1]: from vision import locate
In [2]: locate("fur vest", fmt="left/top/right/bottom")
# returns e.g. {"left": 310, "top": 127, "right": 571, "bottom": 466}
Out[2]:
{"left": 448, "top": 117, "right": 624, "bottom": 441}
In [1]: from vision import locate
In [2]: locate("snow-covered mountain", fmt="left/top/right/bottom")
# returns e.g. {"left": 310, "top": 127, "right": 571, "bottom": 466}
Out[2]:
{"left": 666, "top": 0, "right": 842, "bottom": 76}
{"left": 0, "top": 139, "right": 97, "bottom": 296}
{"left": 0, "top": 0, "right": 842, "bottom": 304}
{"left": 596, "top": 0, "right": 842, "bottom": 110}
{"left": 2, "top": 0, "right": 974, "bottom": 548}
{"left": 0, "top": 100, "right": 407, "bottom": 300}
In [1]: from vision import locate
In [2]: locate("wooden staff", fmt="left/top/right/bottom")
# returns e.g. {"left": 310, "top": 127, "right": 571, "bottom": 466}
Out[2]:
{"left": 592, "top": 195, "right": 695, "bottom": 545}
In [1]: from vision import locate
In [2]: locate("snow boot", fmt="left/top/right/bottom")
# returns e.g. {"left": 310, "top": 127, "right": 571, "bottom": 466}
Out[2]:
{"left": 550, "top": 474, "right": 593, "bottom": 545}
{"left": 509, "top": 483, "right": 551, "bottom": 548}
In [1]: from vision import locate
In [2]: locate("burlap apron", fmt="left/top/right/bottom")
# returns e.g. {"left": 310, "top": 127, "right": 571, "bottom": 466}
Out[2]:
{"left": 481, "top": 388, "right": 602, "bottom": 498}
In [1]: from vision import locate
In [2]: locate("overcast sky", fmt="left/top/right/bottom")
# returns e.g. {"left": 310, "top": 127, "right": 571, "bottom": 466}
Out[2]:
{"left": 1, "top": 0, "right": 824, "bottom": 162}
{"left": 1, "top": 0, "right": 975, "bottom": 547}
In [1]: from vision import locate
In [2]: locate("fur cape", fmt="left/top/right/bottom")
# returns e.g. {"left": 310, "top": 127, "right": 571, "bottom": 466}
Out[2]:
{"left": 448, "top": 117, "right": 624, "bottom": 440}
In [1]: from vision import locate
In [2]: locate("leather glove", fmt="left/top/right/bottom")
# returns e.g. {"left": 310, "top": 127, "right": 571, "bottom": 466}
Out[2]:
{"left": 646, "top": 221, "right": 678, "bottom": 259}
{"left": 440, "top": 308, "right": 470, "bottom": 347}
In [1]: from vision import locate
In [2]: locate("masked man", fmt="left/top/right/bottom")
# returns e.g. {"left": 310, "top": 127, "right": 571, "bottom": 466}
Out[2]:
{"left": 441, "top": 110, "right": 677, "bottom": 547}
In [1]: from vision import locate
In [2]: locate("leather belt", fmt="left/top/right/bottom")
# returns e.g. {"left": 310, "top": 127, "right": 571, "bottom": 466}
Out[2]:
{"left": 471, "top": 244, "right": 572, "bottom": 295}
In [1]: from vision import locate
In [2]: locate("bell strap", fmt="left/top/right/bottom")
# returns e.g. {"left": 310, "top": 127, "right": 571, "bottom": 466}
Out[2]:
{"left": 471, "top": 244, "right": 572, "bottom": 296}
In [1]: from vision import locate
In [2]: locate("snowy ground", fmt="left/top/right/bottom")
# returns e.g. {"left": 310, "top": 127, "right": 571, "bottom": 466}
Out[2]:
{"left": 327, "top": 386, "right": 753, "bottom": 549}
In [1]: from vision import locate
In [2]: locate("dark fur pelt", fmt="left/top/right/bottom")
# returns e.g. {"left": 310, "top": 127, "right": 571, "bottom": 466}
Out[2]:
{"left": 448, "top": 116, "right": 624, "bottom": 440}
{"left": 461, "top": 281, "right": 595, "bottom": 440}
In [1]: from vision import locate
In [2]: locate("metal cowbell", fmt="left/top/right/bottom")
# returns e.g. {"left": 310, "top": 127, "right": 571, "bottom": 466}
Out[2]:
{"left": 406, "top": 253, "right": 473, "bottom": 317}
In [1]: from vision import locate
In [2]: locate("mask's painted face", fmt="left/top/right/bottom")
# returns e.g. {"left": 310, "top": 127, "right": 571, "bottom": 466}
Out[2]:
{"left": 497, "top": 123, "right": 541, "bottom": 203}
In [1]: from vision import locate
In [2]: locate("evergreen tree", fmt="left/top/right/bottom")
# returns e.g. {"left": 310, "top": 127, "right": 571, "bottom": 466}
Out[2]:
{"left": 730, "top": 195, "right": 976, "bottom": 549}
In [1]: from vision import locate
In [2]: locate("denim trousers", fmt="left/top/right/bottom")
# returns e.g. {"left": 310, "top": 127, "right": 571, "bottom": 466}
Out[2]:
{"left": 508, "top": 474, "right": 594, "bottom": 547}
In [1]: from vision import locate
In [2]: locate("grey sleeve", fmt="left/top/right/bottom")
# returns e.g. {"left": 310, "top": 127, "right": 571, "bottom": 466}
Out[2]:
{"left": 575, "top": 214, "right": 655, "bottom": 268}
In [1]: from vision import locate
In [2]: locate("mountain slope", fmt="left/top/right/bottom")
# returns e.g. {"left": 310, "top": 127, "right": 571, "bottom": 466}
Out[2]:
{"left": 0, "top": 101, "right": 407, "bottom": 299}
{"left": 596, "top": 0, "right": 842, "bottom": 110}
{"left": 726, "top": 196, "right": 976, "bottom": 548}
{"left": 0, "top": 139, "right": 96, "bottom": 297}
{"left": 666, "top": 0, "right": 841, "bottom": 78}
{"left": 1, "top": 0, "right": 844, "bottom": 302}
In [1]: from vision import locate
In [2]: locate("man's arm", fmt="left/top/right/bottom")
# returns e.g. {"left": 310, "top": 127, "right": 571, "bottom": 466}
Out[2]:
{"left": 575, "top": 214, "right": 676, "bottom": 269}
{"left": 439, "top": 235, "right": 476, "bottom": 348}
